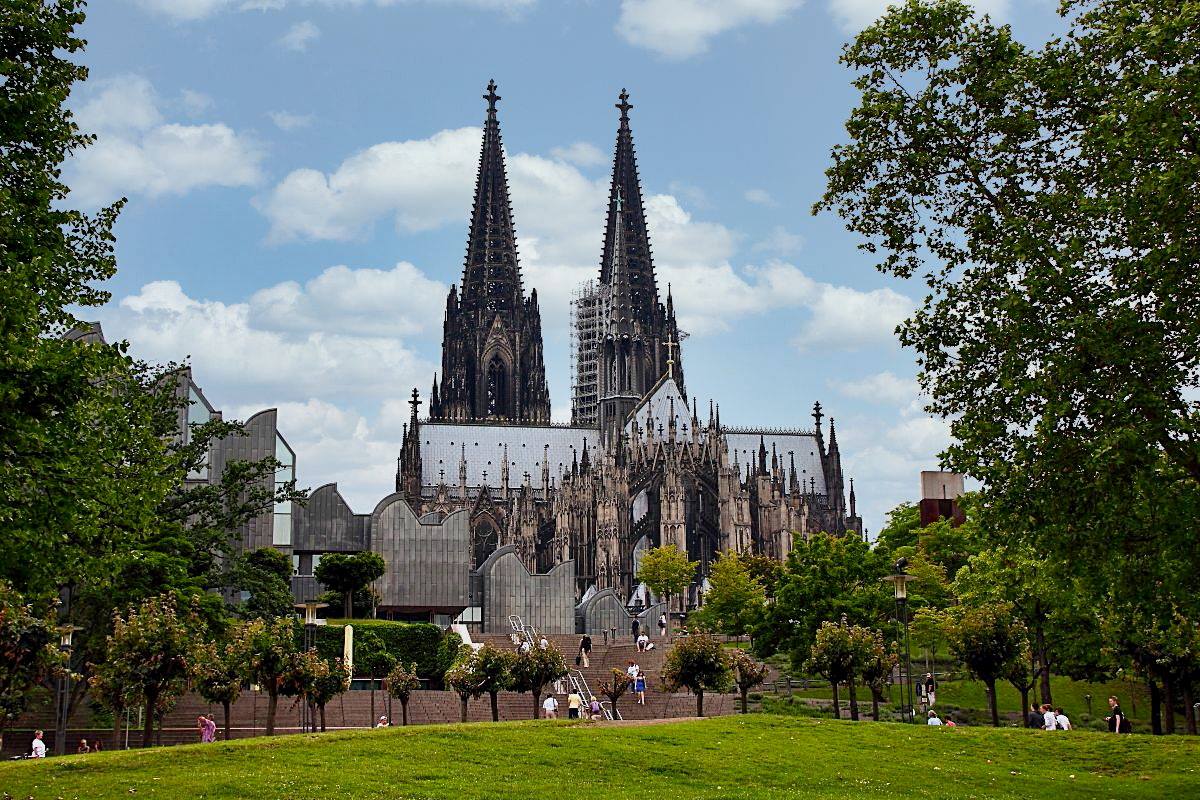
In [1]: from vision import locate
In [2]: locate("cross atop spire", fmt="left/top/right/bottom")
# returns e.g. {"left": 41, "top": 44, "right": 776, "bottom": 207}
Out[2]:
{"left": 665, "top": 334, "right": 677, "bottom": 379}
{"left": 484, "top": 79, "right": 500, "bottom": 116}
{"left": 616, "top": 88, "right": 633, "bottom": 123}
{"left": 409, "top": 387, "right": 422, "bottom": 420}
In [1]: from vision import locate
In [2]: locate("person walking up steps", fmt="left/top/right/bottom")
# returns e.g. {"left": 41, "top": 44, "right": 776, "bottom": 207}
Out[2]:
{"left": 542, "top": 694, "right": 559, "bottom": 719}
{"left": 635, "top": 671, "right": 647, "bottom": 705}
{"left": 659, "top": 612, "right": 667, "bottom": 637}
{"left": 567, "top": 689, "right": 583, "bottom": 720}
{"left": 579, "top": 634, "right": 592, "bottom": 668}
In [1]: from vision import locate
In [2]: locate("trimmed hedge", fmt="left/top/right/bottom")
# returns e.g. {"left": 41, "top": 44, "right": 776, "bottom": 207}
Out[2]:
{"left": 311, "top": 620, "right": 457, "bottom": 686}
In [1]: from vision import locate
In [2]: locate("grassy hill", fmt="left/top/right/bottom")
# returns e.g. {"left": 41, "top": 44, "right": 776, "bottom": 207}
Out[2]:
{"left": 1, "top": 715, "right": 1196, "bottom": 799}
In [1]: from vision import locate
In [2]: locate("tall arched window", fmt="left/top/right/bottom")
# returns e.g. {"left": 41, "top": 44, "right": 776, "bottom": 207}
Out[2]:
{"left": 486, "top": 355, "right": 508, "bottom": 417}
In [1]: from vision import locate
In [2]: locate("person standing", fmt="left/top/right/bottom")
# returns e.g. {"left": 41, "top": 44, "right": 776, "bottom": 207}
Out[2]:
{"left": 579, "top": 634, "right": 592, "bottom": 668}
{"left": 924, "top": 673, "right": 937, "bottom": 707}
{"left": 631, "top": 618, "right": 640, "bottom": 642}
{"left": 1055, "top": 708, "right": 1071, "bottom": 731}
{"left": 1106, "top": 696, "right": 1130, "bottom": 733}
{"left": 30, "top": 730, "right": 46, "bottom": 758}
{"left": 626, "top": 660, "right": 639, "bottom": 681}
{"left": 635, "top": 671, "right": 647, "bottom": 705}
{"left": 1026, "top": 703, "right": 1044, "bottom": 729}
{"left": 542, "top": 695, "right": 559, "bottom": 719}
{"left": 567, "top": 689, "right": 583, "bottom": 720}
{"left": 538, "top": 635, "right": 549, "bottom": 650}
{"left": 658, "top": 613, "right": 668, "bottom": 637}
{"left": 203, "top": 715, "right": 217, "bottom": 742}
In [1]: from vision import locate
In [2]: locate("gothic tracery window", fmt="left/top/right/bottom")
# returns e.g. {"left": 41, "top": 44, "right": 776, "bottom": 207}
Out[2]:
{"left": 487, "top": 355, "right": 509, "bottom": 417}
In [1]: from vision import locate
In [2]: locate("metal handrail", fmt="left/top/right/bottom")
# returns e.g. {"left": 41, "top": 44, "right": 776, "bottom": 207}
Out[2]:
{"left": 567, "top": 668, "right": 614, "bottom": 721}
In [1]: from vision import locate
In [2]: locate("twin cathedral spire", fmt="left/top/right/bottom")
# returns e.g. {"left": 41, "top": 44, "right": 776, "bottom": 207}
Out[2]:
{"left": 428, "top": 82, "right": 681, "bottom": 430}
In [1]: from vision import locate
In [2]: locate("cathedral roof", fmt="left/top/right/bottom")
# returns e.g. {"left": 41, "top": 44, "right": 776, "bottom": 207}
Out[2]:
{"left": 626, "top": 374, "right": 688, "bottom": 436}
{"left": 724, "top": 430, "right": 827, "bottom": 495}
{"left": 419, "top": 421, "right": 596, "bottom": 492}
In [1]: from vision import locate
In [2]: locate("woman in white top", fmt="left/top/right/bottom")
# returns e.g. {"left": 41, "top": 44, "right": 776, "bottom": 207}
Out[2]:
{"left": 1054, "top": 708, "right": 1071, "bottom": 730}
{"left": 927, "top": 710, "right": 943, "bottom": 726}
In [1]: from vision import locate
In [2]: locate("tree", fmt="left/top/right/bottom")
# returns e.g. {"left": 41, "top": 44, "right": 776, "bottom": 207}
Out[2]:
{"left": 910, "top": 607, "right": 944, "bottom": 675}
{"left": 874, "top": 502, "right": 921, "bottom": 555}
{"left": 231, "top": 548, "right": 295, "bottom": 621}
{"left": 817, "top": 0, "right": 1200, "bottom": 708}
{"left": 0, "top": 586, "right": 63, "bottom": 752}
{"left": 806, "top": 620, "right": 875, "bottom": 721}
{"left": 445, "top": 646, "right": 485, "bottom": 723}
{"left": 597, "top": 669, "right": 632, "bottom": 719}
{"left": 636, "top": 545, "right": 696, "bottom": 636}
{"left": 386, "top": 661, "right": 421, "bottom": 726}
{"left": 355, "top": 631, "right": 396, "bottom": 727}
{"left": 661, "top": 633, "right": 731, "bottom": 717}
{"left": 860, "top": 637, "right": 899, "bottom": 722}
{"left": 755, "top": 533, "right": 891, "bottom": 670}
{"left": 281, "top": 648, "right": 330, "bottom": 732}
{"left": 741, "top": 554, "right": 783, "bottom": 600}
{"left": 89, "top": 661, "right": 135, "bottom": 751}
{"left": 509, "top": 644, "right": 567, "bottom": 720}
{"left": 316, "top": 553, "right": 387, "bottom": 619}
{"left": 944, "top": 603, "right": 1027, "bottom": 727}
{"left": 694, "top": 552, "right": 766, "bottom": 640}
{"left": 102, "top": 595, "right": 198, "bottom": 747}
{"left": 191, "top": 635, "right": 247, "bottom": 742}
{"left": 1004, "top": 645, "right": 1039, "bottom": 728}
{"left": 730, "top": 649, "right": 769, "bottom": 715}
{"left": 240, "top": 616, "right": 298, "bottom": 736}
{"left": 310, "top": 658, "right": 350, "bottom": 732}
{"left": 474, "top": 645, "right": 515, "bottom": 722}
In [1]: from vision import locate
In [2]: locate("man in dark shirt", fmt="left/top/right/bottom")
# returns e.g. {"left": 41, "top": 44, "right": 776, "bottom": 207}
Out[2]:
{"left": 1027, "top": 703, "right": 1044, "bottom": 729}
{"left": 579, "top": 634, "right": 592, "bottom": 667}
{"left": 632, "top": 618, "right": 640, "bottom": 641}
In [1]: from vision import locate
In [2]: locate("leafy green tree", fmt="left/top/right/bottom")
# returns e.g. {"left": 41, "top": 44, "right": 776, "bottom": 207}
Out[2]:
{"left": 89, "top": 661, "right": 135, "bottom": 751}
{"left": 598, "top": 668, "right": 632, "bottom": 719}
{"left": 755, "top": 533, "right": 891, "bottom": 670}
{"left": 240, "top": 616, "right": 298, "bottom": 736}
{"left": 661, "top": 633, "right": 731, "bottom": 717}
{"left": 311, "top": 657, "right": 351, "bottom": 732}
{"left": 474, "top": 644, "right": 515, "bottom": 722}
{"left": 741, "top": 554, "right": 783, "bottom": 600}
{"left": 817, "top": 0, "right": 1200, "bottom": 723}
{"left": 637, "top": 545, "right": 696, "bottom": 636}
{"left": 190, "top": 634, "right": 248, "bottom": 742}
{"left": 860, "top": 637, "right": 899, "bottom": 722}
{"left": 386, "top": 661, "right": 421, "bottom": 726}
{"left": 730, "top": 649, "right": 770, "bottom": 715}
{"left": 806, "top": 620, "right": 876, "bottom": 721}
{"left": 445, "top": 646, "right": 485, "bottom": 723}
{"left": 316, "top": 553, "right": 387, "bottom": 619}
{"left": 694, "top": 551, "right": 766, "bottom": 640}
{"left": 231, "top": 548, "right": 295, "bottom": 621}
{"left": 910, "top": 607, "right": 944, "bottom": 675}
{"left": 280, "top": 648, "right": 330, "bottom": 732}
{"left": 1003, "top": 645, "right": 1039, "bottom": 728}
{"left": 102, "top": 594, "right": 199, "bottom": 747}
{"left": 509, "top": 644, "right": 567, "bottom": 720}
{"left": 355, "top": 631, "right": 396, "bottom": 726}
{"left": 874, "top": 503, "right": 921, "bottom": 555}
{"left": 0, "top": 586, "right": 63, "bottom": 752}
{"left": 943, "top": 603, "right": 1027, "bottom": 727}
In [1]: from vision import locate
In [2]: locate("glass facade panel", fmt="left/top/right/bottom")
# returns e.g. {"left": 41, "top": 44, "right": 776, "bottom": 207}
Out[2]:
{"left": 272, "top": 433, "right": 294, "bottom": 546}
{"left": 186, "top": 385, "right": 210, "bottom": 480}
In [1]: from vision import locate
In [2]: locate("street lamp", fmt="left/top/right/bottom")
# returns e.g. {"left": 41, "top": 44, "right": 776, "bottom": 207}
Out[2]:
{"left": 54, "top": 624, "right": 83, "bottom": 756}
{"left": 882, "top": 559, "right": 916, "bottom": 724}
{"left": 294, "top": 601, "right": 328, "bottom": 733}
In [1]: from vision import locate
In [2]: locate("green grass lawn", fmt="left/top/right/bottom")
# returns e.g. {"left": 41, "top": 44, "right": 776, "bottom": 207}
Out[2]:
{"left": 2, "top": 715, "right": 1197, "bottom": 799}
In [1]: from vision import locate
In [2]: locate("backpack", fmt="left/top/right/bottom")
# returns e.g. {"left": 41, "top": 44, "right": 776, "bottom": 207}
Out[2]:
{"left": 1118, "top": 717, "right": 1132, "bottom": 734}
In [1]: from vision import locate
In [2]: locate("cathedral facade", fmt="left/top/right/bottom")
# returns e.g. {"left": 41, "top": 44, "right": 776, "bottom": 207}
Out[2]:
{"left": 397, "top": 82, "right": 863, "bottom": 611}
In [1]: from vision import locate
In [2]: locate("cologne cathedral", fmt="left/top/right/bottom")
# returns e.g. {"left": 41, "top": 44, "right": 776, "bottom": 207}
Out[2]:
{"left": 398, "top": 82, "right": 862, "bottom": 608}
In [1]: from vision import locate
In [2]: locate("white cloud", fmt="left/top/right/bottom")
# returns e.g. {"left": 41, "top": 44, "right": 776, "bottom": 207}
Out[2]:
{"left": 833, "top": 370, "right": 919, "bottom": 405}
{"left": 269, "top": 110, "right": 314, "bottom": 131}
{"left": 752, "top": 226, "right": 804, "bottom": 256}
{"left": 827, "top": 0, "right": 1009, "bottom": 32}
{"left": 133, "top": 0, "right": 534, "bottom": 22}
{"left": 179, "top": 89, "right": 214, "bottom": 116}
{"left": 793, "top": 281, "right": 911, "bottom": 351}
{"left": 617, "top": 0, "right": 803, "bottom": 59}
{"left": 278, "top": 20, "right": 320, "bottom": 51}
{"left": 744, "top": 188, "right": 775, "bottom": 206}
{"left": 550, "top": 142, "right": 606, "bottom": 168}
{"left": 68, "top": 75, "right": 262, "bottom": 208}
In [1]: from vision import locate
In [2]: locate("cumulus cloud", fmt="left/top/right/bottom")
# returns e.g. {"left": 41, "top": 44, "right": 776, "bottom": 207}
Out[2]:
{"left": 752, "top": 226, "right": 804, "bottom": 256}
{"left": 550, "top": 142, "right": 606, "bottom": 168}
{"left": 617, "top": 0, "right": 803, "bottom": 59}
{"left": 744, "top": 188, "right": 776, "bottom": 206}
{"left": 834, "top": 370, "right": 919, "bottom": 405}
{"left": 827, "top": 0, "right": 1009, "bottom": 32}
{"left": 179, "top": 89, "right": 215, "bottom": 116}
{"left": 793, "top": 281, "right": 911, "bottom": 351}
{"left": 269, "top": 110, "right": 314, "bottom": 131}
{"left": 278, "top": 20, "right": 320, "bottom": 50}
{"left": 67, "top": 75, "right": 262, "bottom": 208}
{"left": 133, "top": 0, "right": 535, "bottom": 22}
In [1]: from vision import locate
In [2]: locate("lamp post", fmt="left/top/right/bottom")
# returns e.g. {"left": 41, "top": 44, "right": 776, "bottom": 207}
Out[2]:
{"left": 883, "top": 560, "right": 915, "bottom": 724}
{"left": 295, "top": 601, "right": 328, "bottom": 733}
{"left": 53, "top": 625, "right": 82, "bottom": 756}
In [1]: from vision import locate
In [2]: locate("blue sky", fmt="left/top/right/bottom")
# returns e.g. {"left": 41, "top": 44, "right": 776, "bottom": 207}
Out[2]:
{"left": 72, "top": 0, "right": 1062, "bottom": 535}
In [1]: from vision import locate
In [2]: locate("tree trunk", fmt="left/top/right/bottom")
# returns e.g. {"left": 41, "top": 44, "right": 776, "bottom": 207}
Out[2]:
{"left": 142, "top": 691, "right": 158, "bottom": 747}
{"left": 740, "top": 687, "right": 749, "bottom": 714}
{"left": 1019, "top": 688, "right": 1030, "bottom": 728}
{"left": 1150, "top": 679, "right": 1163, "bottom": 735}
{"left": 112, "top": 709, "right": 123, "bottom": 750}
{"left": 459, "top": 695, "right": 469, "bottom": 723}
{"left": 848, "top": 679, "right": 860, "bottom": 721}
{"left": 986, "top": 679, "right": 999, "bottom": 728}
{"left": 1163, "top": 671, "right": 1177, "bottom": 735}
{"left": 533, "top": 691, "right": 541, "bottom": 720}
{"left": 319, "top": 703, "right": 327, "bottom": 732}
{"left": 370, "top": 686, "right": 376, "bottom": 727}
{"left": 401, "top": 698, "right": 409, "bottom": 727}
{"left": 155, "top": 713, "right": 163, "bottom": 747}
{"left": 1034, "top": 622, "right": 1052, "bottom": 705}
{"left": 1183, "top": 683, "right": 1196, "bottom": 736}
{"left": 266, "top": 689, "right": 279, "bottom": 736}
{"left": 611, "top": 698, "right": 619, "bottom": 719}
{"left": 870, "top": 687, "right": 881, "bottom": 721}
{"left": 696, "top": 689, "right": 704, "bottom": 718}
{"left": 831, "top": 682, "right": 840, "bottom": 719}
{"left": 223, "top": 700, "right": 232, "bottom": 742}
{"left": 489, "top": 691, "right": 499, "bottom": 722}
{"left": 344, "top": 591, "right": 353, "bottom": 620}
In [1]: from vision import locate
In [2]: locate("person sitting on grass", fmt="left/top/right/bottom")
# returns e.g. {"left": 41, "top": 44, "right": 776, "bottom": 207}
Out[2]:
{"left": 1055, "top": 708, "right": 1071, "bottom": 730}
{"left": 1042, "top": 703, "right": 1058, "bottom": 730}
{"left": 1027, "top": 703, "right": 1044, "bottom": 729}
{"left": 76, "top": 738, "right": 90, "bottom": 754}
{"left": 927, "top": 710, "right": 943, "bottom": 726}
{"left": 376, "top": 715, "right": 390, "bottom": 728}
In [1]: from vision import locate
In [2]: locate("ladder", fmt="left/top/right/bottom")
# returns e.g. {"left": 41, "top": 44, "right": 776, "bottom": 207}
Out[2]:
{"left": 567, "top": 668, "right": 619, "bottom": 721}
{"left": 508, "top": 615, "right": 537, "bottom": 648}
